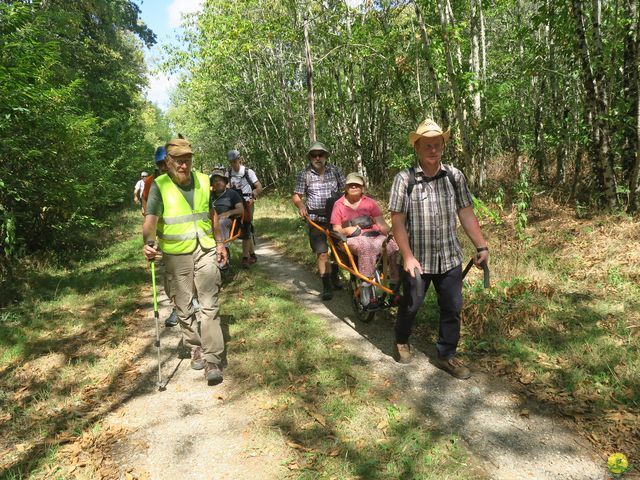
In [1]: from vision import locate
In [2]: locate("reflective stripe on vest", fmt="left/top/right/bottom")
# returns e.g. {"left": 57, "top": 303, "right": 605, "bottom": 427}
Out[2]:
{"left": 155, "top": 172, "right": 216, "bottom": 254}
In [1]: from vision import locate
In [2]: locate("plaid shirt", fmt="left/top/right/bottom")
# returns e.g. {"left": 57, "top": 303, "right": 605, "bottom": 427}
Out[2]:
{"left": 294, "top": 164, "right": 346, "bottom": 221}
{"left": 388, "top": 164, "right": 473, "bottom": 274}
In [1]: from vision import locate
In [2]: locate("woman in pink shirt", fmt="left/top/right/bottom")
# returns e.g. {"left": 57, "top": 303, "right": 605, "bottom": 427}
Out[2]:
{"left": 330, "top": 172, "right": 400, "bottom": 306}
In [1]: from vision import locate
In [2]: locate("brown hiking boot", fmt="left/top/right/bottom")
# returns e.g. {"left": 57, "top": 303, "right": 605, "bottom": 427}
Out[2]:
{"left": 190, "top": 346, "right": 205, "bottom": 370}
{"left": 435, "top": 356, "right": 471, "bottom": 379}
{"left": 205, "top": 362, "right": 223, "bottom": 385}
{"left": 393, "top": 343, "right": 412, "bottom": 364}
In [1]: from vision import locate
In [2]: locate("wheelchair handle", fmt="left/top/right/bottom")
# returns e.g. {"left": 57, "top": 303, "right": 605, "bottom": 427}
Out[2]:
{"left": 461, "top": 257, "right": 490, "bottom": 288}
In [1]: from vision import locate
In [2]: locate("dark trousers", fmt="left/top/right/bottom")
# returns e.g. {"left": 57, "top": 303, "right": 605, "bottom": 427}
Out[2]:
{"left": 394, "top": 264, "right": 463, "bottom": 359}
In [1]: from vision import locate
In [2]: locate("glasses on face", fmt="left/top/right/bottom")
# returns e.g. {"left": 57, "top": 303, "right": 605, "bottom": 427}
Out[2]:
{"left": 347, "top": 184, "right": 362, "bottom": 189}
{"left": 309, "top": 152, "right": 326, "bottom": 159}
{"left": 168, "top": 155, "right": 192, "bottom": 165}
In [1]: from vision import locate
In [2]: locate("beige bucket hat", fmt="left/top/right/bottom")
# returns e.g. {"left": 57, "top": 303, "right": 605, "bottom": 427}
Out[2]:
{"left": 408, "top": 119, "right": 451, "bottom": 146}
{"left": 345, "top": 172, "right": 365, "bottom": 186}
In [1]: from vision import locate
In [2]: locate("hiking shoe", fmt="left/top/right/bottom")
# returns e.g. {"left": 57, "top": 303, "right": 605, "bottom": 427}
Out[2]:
{"left": 248, "top": 253, "right": 257, "bottom": 264}
{"left": 393, "top": 343, "right": 412, "bottom": 364}
{"left": 192, "top": 297, "right": 201, "bottom": 312}
{"left": 205, "top": 362, "right": 223, "bottom": 385}
{"left": 241, "top": 257, "right": 250, "bottom": 268}
{"left": 435, "top": 356, "right": 471, "bottom": 379}
{"left": 190, "top": 346, "right": 206, "bottom": 370}
{"left": 164, "top": 308, "right": 178, "bottom": 327}
{"left": 360, "top": 284, "right": 373, "bottom": 307}
{"left": 321, "top": 274, "right": 333, "bottom": 301}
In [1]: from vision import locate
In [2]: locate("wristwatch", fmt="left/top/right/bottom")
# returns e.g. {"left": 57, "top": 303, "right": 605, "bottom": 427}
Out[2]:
{"left": 476, "top": 246, "right": 488, "bottom": 252}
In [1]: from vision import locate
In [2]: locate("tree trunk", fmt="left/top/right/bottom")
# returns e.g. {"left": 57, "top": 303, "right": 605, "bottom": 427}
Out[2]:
{"left": 628, "top": 3, "right": 640, "bottom": 212}
{"left": 436, "top": 0, "right": 474, "bottom": 176}
{"left": 414, "top": 1, "right": 448, "bottom": 124}
{"left": 571, "top": 0, "right": 617, "bottom": 208}
{"left": 303, "top": 15, "right": 316, "bottom": 144}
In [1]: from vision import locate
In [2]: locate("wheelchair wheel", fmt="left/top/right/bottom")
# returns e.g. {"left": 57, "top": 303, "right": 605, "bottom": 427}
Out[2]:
{"left": 348, "top": 273, "right": 378, "bottom": 323}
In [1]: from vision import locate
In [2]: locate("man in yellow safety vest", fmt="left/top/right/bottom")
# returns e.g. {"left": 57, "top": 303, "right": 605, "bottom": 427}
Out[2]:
{"left": 142, "top": 137, "right": 227, "bottom": 386}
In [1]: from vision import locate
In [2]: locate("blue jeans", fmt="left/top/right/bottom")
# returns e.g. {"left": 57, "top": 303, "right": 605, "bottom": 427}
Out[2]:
{"left": 394, "top": 264, "right": 463, "bottom": 359}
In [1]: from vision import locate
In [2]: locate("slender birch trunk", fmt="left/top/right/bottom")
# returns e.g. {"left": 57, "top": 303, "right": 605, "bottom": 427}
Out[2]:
{"left": 303, "top": 14, "right": 316, "bottom": 144}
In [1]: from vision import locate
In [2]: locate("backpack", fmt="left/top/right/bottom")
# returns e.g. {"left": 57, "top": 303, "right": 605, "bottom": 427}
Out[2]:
{"left": 406, "top": 164, "right": 458, "bottom": 199}
{"left": 228, "top": 166, "right": 257, "bottom": 199}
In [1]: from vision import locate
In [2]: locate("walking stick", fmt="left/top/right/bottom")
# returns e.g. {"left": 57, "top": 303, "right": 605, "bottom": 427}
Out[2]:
{"left": 148, "top": 244, "right": 166, "bottom": 391}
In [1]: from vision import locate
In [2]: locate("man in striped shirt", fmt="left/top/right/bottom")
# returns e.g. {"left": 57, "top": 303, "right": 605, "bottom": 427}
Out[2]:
{"left": 388, "top": 119, "right": 489, "bottom": 379}
{"left": 292, "top": 141, "right": 346, "bottom": 300}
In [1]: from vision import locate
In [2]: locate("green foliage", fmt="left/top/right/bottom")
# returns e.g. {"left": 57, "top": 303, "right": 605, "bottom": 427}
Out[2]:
{"left": 0, "top": 1, "right": 160, "bottom": 270}
{"left": 472, "top": 195, "right": 502, "bottom": 226}
{"left": 513, "top": 167, "right": 532, "bottom": 242}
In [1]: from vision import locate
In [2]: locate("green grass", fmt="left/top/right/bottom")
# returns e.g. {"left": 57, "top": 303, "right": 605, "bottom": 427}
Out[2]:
{"left": 255, "top": 194, "right": 640, "bottom": 459}
{"left": 0, "top": 209, "right": 150, "bottom": 478}
{"left": 223, "top": 267, "right": 484, "bottom": 479}
{"left": 253, "top": 195, "right": 319, "bottom": 270}
{"left": 0, "top": 204, "right": 484, "bottom": 479}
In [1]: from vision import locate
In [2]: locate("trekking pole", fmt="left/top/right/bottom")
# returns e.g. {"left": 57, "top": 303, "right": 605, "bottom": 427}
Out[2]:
{"left": 147, "top": 242, "right": 166, "bottom": 392}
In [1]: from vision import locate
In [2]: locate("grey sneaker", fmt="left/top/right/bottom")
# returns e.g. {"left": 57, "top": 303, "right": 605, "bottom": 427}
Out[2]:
{"left": 164, "top": 308, "right": 178, "bottom": 327}
{"left": 205, "top": 362, "right": 223, "bottom": 385}
{"left": 190, "top": 346, "right": 205, "bottom": 370}
{"left": 360, "top": 283, "right": 372, "bottom": 307}
{"left": 393, "top": 343, "right": 412, "bottom": 364}
{"left": 435, "top": 356, "right": 471, "bottom": 379}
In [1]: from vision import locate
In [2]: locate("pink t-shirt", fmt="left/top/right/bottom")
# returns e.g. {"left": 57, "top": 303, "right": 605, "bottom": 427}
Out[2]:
{"left": 330, "top": 194, "right": 382, "bottom": 232}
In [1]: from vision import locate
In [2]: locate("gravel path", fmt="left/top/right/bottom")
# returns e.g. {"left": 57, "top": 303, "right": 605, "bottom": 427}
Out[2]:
{"left": 253, "top": 242, "right": 605, "bottom": 480}
{"left": 106, "top": 241, "right": 606, "bottom": 479}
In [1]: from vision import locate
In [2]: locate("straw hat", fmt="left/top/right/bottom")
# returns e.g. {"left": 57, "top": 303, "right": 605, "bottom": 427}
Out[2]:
{"left": 408, "top": 119, "right": 450, "bottom": 147}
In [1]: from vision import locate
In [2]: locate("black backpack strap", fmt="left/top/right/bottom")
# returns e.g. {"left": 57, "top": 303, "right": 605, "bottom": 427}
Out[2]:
{"left": 442, "top": 164, "right": 457, "bottom": 194}
{"left": 244, "top": 168, "right": 257, "bottom": 190}
{"left": 407, "top": 166, "right": 417, "bottom": 198}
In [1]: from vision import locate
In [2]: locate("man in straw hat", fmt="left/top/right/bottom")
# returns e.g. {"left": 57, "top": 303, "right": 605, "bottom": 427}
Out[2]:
{"left": 388, "top": 119, "right": 489, "bottom": 379}
{"left": 143, "top": 137, "right": 227, "bottom": 386}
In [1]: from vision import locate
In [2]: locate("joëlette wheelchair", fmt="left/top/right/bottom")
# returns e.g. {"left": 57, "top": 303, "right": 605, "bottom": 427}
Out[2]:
{"left": 307, "top": 217, "right": 491, "bottom": 323}
{"left": 307, "top": 216, "right": 400, "bottom": 323}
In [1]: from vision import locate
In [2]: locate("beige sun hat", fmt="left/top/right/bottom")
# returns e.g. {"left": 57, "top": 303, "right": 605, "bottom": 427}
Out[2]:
{"left": 345, "top": 172, "right": 365, "bottom": 186}
{"left": 165, "top": 138, "right": 193, "bottom": 156}
{"left": 408, "top": 119, "right": 451, "bottom": 147}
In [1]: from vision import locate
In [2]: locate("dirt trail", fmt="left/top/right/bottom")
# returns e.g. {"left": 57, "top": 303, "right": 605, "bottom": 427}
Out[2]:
{"left": 106, "top": 241, "right": 606, "bottom": 479}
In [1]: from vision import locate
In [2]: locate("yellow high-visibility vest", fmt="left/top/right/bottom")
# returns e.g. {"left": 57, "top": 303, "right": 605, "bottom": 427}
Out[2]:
{"left": 155, "top": 172, "right": 215, "bottom": 254}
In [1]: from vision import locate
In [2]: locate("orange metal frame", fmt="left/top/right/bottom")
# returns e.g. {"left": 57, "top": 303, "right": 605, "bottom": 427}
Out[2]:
{"left": 307, "top": 217, "right": 393, "bottom": 295}
{"left": 221, "top": 212, "right": 245, "bottom": 245}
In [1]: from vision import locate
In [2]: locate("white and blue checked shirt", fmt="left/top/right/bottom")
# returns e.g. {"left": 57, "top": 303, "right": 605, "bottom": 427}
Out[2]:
{"left": 388, "top": 164, "right": 473, "bottom": 274}
{"left": 294, "top": 165, "right": 346, "bottom": 222}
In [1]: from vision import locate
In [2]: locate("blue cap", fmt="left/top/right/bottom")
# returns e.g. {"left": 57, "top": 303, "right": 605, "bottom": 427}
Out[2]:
{"left": 227, "top": 149, "right": 241, "bottom": 161}
{"left": 154, "top": 146, "right": 167, "bottom": 163}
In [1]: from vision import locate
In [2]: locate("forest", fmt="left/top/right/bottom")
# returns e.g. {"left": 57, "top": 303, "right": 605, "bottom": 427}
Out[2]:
{"left": 1, "top": 0, "right": 638, "bottom": 278}
{"left": 168, "top": 0, "right": 639, "bottom": 214}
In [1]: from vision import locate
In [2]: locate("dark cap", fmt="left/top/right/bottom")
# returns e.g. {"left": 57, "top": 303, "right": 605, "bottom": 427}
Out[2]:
{"left": 210, "top": 167, "right": 229, "bottom": 181}
{"left": 227, "top": 149, "right": 241, "bottom": 161}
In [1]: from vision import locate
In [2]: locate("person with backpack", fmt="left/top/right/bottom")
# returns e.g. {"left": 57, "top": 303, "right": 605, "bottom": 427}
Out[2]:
{"left": 388, "top": 119, "right": 489, "bottom": 379}
{"left": 292, "top": 141, "right": 346, "bottom": 300}
{"left": 227, "top": 150, "right": 262, "bottom": 267}
{"left": 330, "top": 172, "right": 400, "bottom": 307}
{"left": 133, "top": 171, "right": 148, "bottom": 209}
{"left": 143, "top": 137, "right": 227, "bottom": 386}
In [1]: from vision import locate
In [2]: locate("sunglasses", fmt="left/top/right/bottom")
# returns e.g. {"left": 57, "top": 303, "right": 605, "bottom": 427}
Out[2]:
{"left": 347, "top": 184, "right": 362, "bottom": 188}
{"left": 309, "top": 152, "right": 326, "bottom": 158}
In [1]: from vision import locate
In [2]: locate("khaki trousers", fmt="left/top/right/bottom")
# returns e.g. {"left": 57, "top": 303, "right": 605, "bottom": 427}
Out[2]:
{"left": 164, "top": 244, "right": 223, "bottom": 364}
